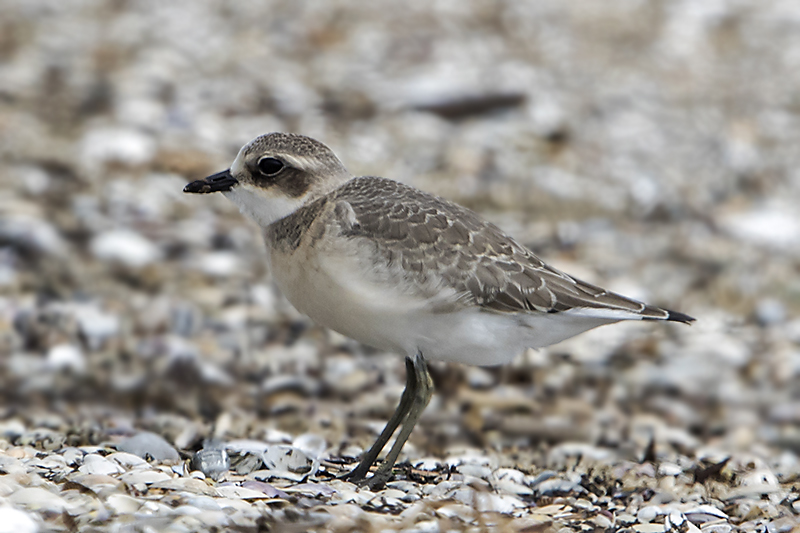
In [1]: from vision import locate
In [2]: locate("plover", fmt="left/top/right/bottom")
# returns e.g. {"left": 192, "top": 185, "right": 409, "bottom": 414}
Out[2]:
{"left": 184, "top": 132, "right": 694, "bottom": 487}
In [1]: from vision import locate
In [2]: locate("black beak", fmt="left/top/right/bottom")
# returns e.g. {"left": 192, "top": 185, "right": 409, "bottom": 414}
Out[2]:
{"left": 184, "top": 170, "right": 238, "bottom": 194}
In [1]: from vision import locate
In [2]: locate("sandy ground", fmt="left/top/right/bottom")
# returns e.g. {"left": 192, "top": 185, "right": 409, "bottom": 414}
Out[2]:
{"left": 0, "top": 1, "right": 799, "bottom": 531}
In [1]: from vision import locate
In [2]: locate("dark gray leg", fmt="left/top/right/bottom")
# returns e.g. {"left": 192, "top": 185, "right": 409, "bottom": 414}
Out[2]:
{"left": 363, "top": 353, "right": 433, "bottom": 489}
{"left": 345, "top": 357, "right": 418, "bottom": 483}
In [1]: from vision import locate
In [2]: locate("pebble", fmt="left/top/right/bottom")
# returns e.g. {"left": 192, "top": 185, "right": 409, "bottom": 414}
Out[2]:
{"left": 0, "top": 507, "right": 39, "bottom": 533}
{"left": 106, "top": 452, "right": 149, "bottom": 469}
{"left": 90, "top": 229, "right": 162, "bottom": 268}
{"left": 413, "top": 457, "right": 442, "bottom": 471}
{"left": 9, "top": 487, "right": 68, "bottom": 513}
{"left": 534, "top": 477, "right": 584, "bottom": 496}
{"left": 215, "top": 485, "right": 281, "bottom": 501}
{"left": 117, "top": 432, "right": 180, "bottom": 462}
{"left": 633, "top": 524, "right": 667, "bottom": 533}
{"left": 118, "top": 470, "right": 172, "bottom": 485}
{"left": 78, "top": 454, "right": 124, "bottom": 476}
{"left": 0, "top": 420, "right": 25, "bottom": 440}
{"left": 492, "top": 478, "right": 533, "bottom": 496}
{"left": 658, "top": 462, "right": 683, "bottom": 477}
{"left": 262, "top": 445, "right": 317, "bottom": 480}
{"left": 45, "top": 344, "right": 85, "bottom": 374}
{"left": 700, "top": 521, "right": 732, "bottom": 533}
{"left": 80, "top": 127, "right": 156, "bottom": 168}
{"left": 639, "top": 505, "right": 668, "bottom": 523}
{"left": 592, "top": 513, "right": 613, "bottom": 529}
{"left": 105, "top": 494, "right": 142, "bottom": 514}
{"left": 195, "top": 251, "right": 241, "bottom": 278}
{"left": 455, "top": 463, "right": 493, "bottom": 479}
{"left": 240, "top": 481, "right": 289, "bottom": 499}
{"left": 71, "top": 304, "right": 120, "bottom": 350}
{"left": 720, "top": 203, "right": 800, "bottom": 252}
{"left": 60, "top": 447, "right": 84, "bottom": 466}
{"left": 291, "top": 433, "right": 326, "bottom": 460}
{"left": 192, "top": 442, "right": 230, "bottom": 480}
{"left": 0, "top": 216, "right": 66, "bottom": 257}
{"left": 684, "top": 505, "right": 728, "bottom": 524}
{"left": 68, "top": 473, "right": 123, "bottom": 493}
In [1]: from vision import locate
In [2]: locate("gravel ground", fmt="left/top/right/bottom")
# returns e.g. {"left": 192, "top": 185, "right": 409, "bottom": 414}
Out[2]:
{"left": 1, "top": 1, "right": 799, "bottom": 531}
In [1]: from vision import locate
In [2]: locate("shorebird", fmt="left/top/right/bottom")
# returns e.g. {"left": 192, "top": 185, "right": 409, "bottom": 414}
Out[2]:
{"left": 184, "top": 132, "right": 694, "bottom": 488}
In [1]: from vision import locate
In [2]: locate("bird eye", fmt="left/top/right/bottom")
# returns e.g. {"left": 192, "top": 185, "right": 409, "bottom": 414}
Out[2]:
{"left": 257, "top": 157, "right": 284, "bottom": 176}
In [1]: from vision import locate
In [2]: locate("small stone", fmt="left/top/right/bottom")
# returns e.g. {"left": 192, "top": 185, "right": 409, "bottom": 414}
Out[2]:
{"left": 79, "top": 454, "right": 124, "bottom": 476}
{"left": 215, "top": 485, "right": 281, "bottom": 500}
{"left": 68, "top": 473, "right": 123, "bottom": 493}
{"left": 118, "top": 470, "right": 172, "bottom": 485}
{"left": 684, "top": 505, "right": 728, "bottom": 524}
{"left": 291, "top": 433, "right": 326, "bottom": 460}
{"left": 534, "top": 477, "right": 583, "bottom": 496}
{"left": 755, "top": 298, "right": 786, "bottom": 326}
{"left": 9, "top": 487, "right": 68, "bottom": 513}
{"left": 456, "top": 463, "right": 492, "bottom": 479}
{"left": 192, "top": 443, "right": 230, "bottom": 480}
{"left": 60, "top": 447, "right": 84, "bottom": 466}
{"left": 240, "top": 481, "right": 289, "bottom": 499}
{"left": 658, "top": 462, "right": 683, "bottom": 476}
{"left": 184, "top": 496, "right": 221, "bottom": 511}
{"left": 105, "top": 494, "right": 142, "bottom": 514}
{"left": 437, "top": 503, "right": 477, "bottom": 521}
{"left": 493, "top": 478, "right": 533, "bottom": 496}
{"left": 699, "top": 521, "right": 732, "bottom": 533}
{"left": 90, "top": 229, "right": 162, "bottom": 268}
{"left": 117, "top": 432, "right": 180, "bottom": 462}
{"left": 0, "top": 506, "right": 38, "bottom": 533}
{"left": 409, "top": 520, "right": 440, "bottom": 533}
{"left": 196, "top": 251, "right": 241, "bottom": 277}
{"left": 491, "top": 468, "right": 526, "bottom": 484}
{"left": 45, "top": 344, "right": 85, "bottom": 374}
{"left": 190, "top": 509, "right": 229, "bottom": 527}
{"left": 72, "top": 304, "right": 120, "bottom": 350}
{"left": 262, "top": 444, "right": 316, "bottom": 479}
{"left": 106, "top": 452, "right": 149, "bottom": 469}
{"left": 0, "top": 419, "right": 25, "bottom": 440}
{"left": 413, "top": 457, "right": 442, "bottom": 471}
{"left": 638, "top": 505, "right": 666, "bottom": 523}
{"left": 80, "top": 127, "right": 156, "bottom": 168}
{"left": 633, "top": 525, "right": 667, "bottom": 533}
{"left": 151, "top": 477, "right": 217, "bottom": 496}
{"left": 465, "top": 366, "right": 495, "bottom": 388}
{"left": 665, "top": 511, "right": 686, "bottom": 529}
{"left": 593, "top": 513, "right": 613, "bottom": 529}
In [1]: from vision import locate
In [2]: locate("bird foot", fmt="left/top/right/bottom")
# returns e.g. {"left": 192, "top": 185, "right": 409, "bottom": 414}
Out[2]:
{"left": 340, "top": 464, "right": 393, "bottom": 490}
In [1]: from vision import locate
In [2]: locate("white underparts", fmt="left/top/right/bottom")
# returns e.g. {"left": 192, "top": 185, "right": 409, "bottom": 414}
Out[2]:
{"left": 223, "top": 185, "right": 304, "bottom": 228}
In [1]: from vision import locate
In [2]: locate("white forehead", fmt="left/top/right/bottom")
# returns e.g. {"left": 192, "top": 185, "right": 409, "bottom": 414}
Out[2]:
{"left": 230, "top": 143, "right": 249, "bottom": 175}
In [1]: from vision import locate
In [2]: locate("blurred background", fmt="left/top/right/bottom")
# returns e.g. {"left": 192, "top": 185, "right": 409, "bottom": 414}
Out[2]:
{"left": 1, "top": 0, "right": 799, "bottom": 529}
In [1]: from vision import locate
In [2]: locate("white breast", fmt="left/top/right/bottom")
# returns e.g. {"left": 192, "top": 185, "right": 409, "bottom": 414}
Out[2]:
{"left": 268, "top": 244, "right": 421, "bottom": 355}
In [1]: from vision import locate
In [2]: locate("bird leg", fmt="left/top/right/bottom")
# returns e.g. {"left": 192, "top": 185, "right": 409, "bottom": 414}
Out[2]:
{"left": 344, "top": 353, "right": 433, "bottom": 488}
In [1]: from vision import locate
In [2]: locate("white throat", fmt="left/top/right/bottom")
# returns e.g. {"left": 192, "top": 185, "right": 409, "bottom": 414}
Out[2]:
{"left": 222, "top": 146, "right": 305, "bottom": 228}
{"left": 223, "top": 185, "right": 303, "bottom": 228}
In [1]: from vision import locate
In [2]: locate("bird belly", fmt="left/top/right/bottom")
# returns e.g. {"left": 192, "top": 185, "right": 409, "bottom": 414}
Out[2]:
{"left": 268, "top": 247, "right": 623, "bottom": 366}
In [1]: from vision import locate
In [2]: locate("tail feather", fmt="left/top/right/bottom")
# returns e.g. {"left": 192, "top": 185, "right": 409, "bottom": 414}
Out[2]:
{"left": 664, "top": 309, "right": 695, "bottom": 324}
{"left": 642, "top": 308, "right": 695, "bottom": 324}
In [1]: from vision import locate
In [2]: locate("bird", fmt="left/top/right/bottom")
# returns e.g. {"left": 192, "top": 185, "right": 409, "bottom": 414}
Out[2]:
{"left": 184, "top": 132, "right": 694, "bottom": 488}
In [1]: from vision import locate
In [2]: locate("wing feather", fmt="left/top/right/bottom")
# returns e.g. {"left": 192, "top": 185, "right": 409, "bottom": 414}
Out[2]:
{"left": 329, "top": 177, "right": 692, "bottom": 323}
